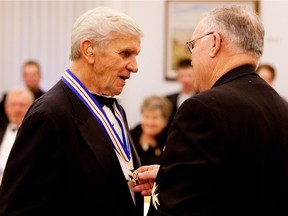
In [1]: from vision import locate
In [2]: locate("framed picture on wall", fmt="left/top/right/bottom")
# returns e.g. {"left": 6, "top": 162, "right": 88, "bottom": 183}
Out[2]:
{"left": 164, "top": 0, "right": 259, "bottom": 80}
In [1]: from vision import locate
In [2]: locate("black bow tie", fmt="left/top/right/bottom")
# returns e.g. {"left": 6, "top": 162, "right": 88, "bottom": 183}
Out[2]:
{"left": 92, "top": 94, "right": 116, "bottom": 110}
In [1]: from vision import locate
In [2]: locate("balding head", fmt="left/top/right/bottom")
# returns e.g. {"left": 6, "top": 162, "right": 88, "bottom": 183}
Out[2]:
{"left": 4, "top": 87, "right": 34, "bottom": 126}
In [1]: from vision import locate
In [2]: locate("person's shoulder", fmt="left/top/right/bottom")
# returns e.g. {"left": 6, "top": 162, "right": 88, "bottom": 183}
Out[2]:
{"left": 0, "top": 92, "right": 7, "bottom": 104}
{"left": 0, "top": 113, "right": 8, "bottom": 128}
{"left": 166, "top": 92, "right": 180, "bottom": 102}
{"left": 24, "top": 87, "right": 76, "bottom": 128}
{"left": 191, "top": 88, "right": 220, "bottom": 100}
{"left": 130, "top": 124, "right": 142, "bottom": 133}
{"left": 130, "top": 124, "right": 142, "bottom": 141}
{"left": 34, "top": 89, "right": 46, "bottom": 99}
{"left": 181, "top": 88, "right": 228, "bottom": 112}
{"left": 166, "top": 92, "right": 179, "bottom": 98}
{"left": 28, "top": 81, "right": 71, "bottom": 114}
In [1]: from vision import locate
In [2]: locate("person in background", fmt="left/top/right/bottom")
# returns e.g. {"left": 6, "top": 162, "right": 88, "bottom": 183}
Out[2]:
{"left": 21, "top": 60, "right": 45, "bottom": 99}
{"left": 0, "top": 87, "right": 34, "bottom": 184}
{"left": 134, "top": 6, "right": 288, "bottom": 215}
{"left": 0, "top": 7, "right": 144, "bottom": 215}
{"left": 0, "top": 60, "right": 45, "bottom": 120}
{"left": 166, "top": 58, "right": 196, "bottom": 127}
{"left": 256, "top": 63, "right": 276, "bottom": 87}
{"left": 130, "top": 95, "right": 172, "bottom": 165}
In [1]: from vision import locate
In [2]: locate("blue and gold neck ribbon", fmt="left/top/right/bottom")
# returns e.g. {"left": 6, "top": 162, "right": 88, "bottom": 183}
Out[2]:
{"left": 61, "top": 69, "right": 131, "bottom": 162}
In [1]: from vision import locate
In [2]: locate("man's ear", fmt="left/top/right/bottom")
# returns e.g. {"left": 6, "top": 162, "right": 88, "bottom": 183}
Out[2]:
{"left": 80, "top": 40, "right": 95, "bottom": 64}
{"left": 209, "top": 32, "right": 222, "bottom": 58}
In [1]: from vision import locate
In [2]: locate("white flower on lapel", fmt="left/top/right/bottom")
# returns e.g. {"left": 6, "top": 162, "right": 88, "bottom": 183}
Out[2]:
{"left": 151, "top": 182, "right": 160, "bottom": 210}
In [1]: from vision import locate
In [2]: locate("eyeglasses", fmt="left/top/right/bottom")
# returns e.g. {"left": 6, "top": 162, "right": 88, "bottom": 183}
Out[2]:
{"left": 186, "top": 32, "right": 214, "bottom": 54}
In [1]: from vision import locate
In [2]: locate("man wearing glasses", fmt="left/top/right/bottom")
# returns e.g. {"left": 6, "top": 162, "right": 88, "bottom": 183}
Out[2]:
{"left": 133, "top": 5, "right": 288, "bottom": 216}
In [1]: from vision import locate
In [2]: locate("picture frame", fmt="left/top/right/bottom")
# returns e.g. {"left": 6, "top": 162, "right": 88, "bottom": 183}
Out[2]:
{"left": 164, "top": 0, "right": 259, "bottom": 80}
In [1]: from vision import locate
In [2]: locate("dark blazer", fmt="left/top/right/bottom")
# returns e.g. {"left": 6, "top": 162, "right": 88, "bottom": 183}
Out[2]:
{"left": 0, "top": 114, "right": 8, "bottom": 144}
{"left": 0, "top": 80, "right": 143, "bottom": 215}
{"left": 130, "top": 124, "right": 169, "bottom": 166}
{"left": 0, "top": 95, "right": 8, "bottom": 128}
{"left": 166, "top": 93, "right": 179, "bottom": 128}
{"left": 148, "top": 65, "right": 288, "bottom": 216}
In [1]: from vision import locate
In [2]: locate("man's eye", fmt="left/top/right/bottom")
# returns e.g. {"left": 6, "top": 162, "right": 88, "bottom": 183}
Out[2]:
{"left": 122, "top": 50, "right": 131, "bottom": 57}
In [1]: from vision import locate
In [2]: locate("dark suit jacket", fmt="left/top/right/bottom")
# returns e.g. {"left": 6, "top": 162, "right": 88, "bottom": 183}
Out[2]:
{"left": 0, "top": 114, "right": 9, "bottom": 144}
{"left": 130, "top": 124, "right": 169, "bottom": 166}
{"left": 0, "top": 80, "right": 143, "bottom": 215}
{"left": 148, "top": 65, "right": 288, "bottom": 216}
{"left": 166, "top": 93, "right": 179, "bottom": 128}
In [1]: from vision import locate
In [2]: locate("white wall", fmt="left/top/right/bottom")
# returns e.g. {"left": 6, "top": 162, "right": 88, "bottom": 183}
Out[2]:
{"left": 0, "top": 0, "right": 287, "bottom": 129}
{"left": 0, "top": 0, "right": 110, "bottom": 94}
{"left": 259, "top": 1, "right": 288, "bottom": 98}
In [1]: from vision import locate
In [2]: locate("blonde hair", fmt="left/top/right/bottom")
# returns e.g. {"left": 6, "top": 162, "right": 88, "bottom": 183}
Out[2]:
{"left": 141, "top": 96, "right": 173, "bottom": 120}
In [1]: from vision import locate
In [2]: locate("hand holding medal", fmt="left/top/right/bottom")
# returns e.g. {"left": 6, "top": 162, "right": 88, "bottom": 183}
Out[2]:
{"left": 130, "top": 164, "right": 160, "bottom": 196}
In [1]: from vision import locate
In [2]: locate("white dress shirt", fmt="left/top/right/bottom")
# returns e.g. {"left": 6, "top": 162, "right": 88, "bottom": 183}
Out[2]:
{"left": 177, "top": 92, "right": 195, "bottom": 108}
{"left": 0, "top": 123, "right": 18, "bottom": 180}
{"left": 102, "top": 105, "right": 136, "bottom": 204}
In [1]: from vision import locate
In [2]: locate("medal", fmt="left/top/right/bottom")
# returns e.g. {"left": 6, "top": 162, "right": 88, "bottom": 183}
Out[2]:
{"left": 129, "top": 168, "right": 139, "bottom": 185}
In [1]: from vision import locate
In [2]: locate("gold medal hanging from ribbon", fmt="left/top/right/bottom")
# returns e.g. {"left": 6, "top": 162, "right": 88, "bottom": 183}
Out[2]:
{"left": 129, "top": 167, "right": 139, "bottom": 185}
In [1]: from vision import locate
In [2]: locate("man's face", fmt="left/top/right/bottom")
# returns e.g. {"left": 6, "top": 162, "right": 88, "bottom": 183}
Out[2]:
{"left": 5, "top": 93, "right": 32, "bottom": 125}
{"left": 190, "top": 23, "right": 213, "bottom": 92}
{"left": 23, "top": 64, "right": 41, "bottom": 90}
{"left": 92, "top": 35, "right": 141, "bottom": 96}
{"left": 177, "top": 67, "right": 194, "bottom": 89}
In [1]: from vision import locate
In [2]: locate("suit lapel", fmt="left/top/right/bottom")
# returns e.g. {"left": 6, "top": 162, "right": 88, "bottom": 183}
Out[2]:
{"left": 61, "top": 82, "right": 127, "bottom": 181}
{"left": 72, "top": 99, "right": 140, "bottom": 207}
{"left": 61, "top": 81, "right": 142, "bottom": 210}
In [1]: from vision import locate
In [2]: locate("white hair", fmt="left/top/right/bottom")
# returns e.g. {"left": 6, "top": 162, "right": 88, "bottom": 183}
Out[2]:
{"left": 70, "top": 7, "right": 144, "bottom": 60}
{"left": 203, "top": 5, "right": 264, "bottom": 59}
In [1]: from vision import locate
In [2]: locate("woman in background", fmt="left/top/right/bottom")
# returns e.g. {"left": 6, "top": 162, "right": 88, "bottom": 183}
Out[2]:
{"left": 130, "top": 95, "right": 172, "bottom": 165}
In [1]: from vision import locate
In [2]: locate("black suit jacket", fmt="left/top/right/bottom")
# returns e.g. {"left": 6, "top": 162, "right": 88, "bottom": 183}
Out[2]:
{"left": 166, "top": 93, "right": 179, "bottom": 128}
{"left": 0, "top": 114, "right": 8, "bottom": 144}
{"left": 149, "top": 65, "right": 288, "bottom": 215}
{"left": 130, "top": 124, "right": 169, "bottom": 166}
{"left": 0, "top": 80, "right": 143, "bottom": 215}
